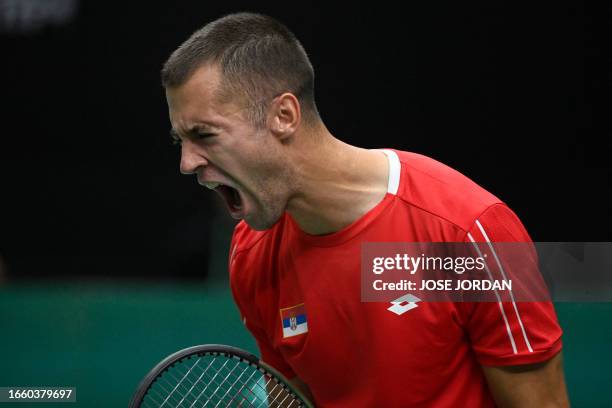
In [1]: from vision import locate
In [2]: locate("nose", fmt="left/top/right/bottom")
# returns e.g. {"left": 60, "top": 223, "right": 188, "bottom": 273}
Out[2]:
{"left": 179, "top": 142, "right": 209, "bottom": 175}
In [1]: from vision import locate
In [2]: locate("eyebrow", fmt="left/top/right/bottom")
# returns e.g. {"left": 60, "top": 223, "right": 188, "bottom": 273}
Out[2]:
{"left": 169, "top": 122, "right": 217, "bottom": 141}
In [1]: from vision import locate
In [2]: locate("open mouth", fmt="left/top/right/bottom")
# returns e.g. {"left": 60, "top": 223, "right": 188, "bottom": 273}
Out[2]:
{"left": 216, "top": 184, "right": 243, "bottom": 212}
{"left": 202, "top": 182, "right": 244, "bottom": 215}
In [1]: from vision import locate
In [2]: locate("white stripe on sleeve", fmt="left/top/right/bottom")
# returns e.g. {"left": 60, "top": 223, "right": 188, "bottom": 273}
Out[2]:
{"left": 475, "top": 220, "right": 534, "bottom": 352}
{"left": 467, "top": 231, "right": 518, "bottom": 354}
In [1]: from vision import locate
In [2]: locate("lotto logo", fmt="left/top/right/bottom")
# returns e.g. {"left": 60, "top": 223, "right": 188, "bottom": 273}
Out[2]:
{"left": 387, "top": 294, "right": 421, "bottom": 315}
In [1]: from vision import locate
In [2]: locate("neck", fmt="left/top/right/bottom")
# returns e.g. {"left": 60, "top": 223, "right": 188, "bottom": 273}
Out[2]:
{"left": 285, "top": 125, "right": 389, "bottom": 235}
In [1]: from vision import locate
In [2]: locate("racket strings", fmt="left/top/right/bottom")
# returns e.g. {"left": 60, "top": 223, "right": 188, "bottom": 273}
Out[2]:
{"left": 146, "top": 358, "right": 212, "bottom": 407}
{"left": 148, "top": 357, "right": 252, "bottom": 408}
{"left": 141, "top": 354, "right": 302, "bottom": 408}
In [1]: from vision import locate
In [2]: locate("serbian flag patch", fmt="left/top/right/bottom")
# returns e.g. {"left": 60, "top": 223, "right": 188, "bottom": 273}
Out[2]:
{"left": 280, "top": 303, "right": 308, "bottom": 338}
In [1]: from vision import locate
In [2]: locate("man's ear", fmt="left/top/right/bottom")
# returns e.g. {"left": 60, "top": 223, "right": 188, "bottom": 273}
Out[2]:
{"left": 269, "top": 93, "right": 301, "bottom": 141}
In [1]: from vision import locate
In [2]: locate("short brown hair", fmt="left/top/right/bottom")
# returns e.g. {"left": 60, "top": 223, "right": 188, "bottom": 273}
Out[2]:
{"left": 162, "top": 12, "right": 319, "bottom": 127}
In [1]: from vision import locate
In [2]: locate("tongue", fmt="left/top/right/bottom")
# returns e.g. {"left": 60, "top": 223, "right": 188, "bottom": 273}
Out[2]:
{"left": 215, "top": 185, "right": 242, "bottom": 211}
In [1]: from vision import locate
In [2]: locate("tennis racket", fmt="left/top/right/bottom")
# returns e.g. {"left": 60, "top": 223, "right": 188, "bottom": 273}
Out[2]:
{"left": 129, "top": 344, "right": 314, "bottom": 408}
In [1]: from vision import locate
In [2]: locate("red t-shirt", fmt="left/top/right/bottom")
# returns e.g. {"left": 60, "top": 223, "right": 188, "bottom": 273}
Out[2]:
{"left": 229, "top": 150, "right": 562, "bottom": 407}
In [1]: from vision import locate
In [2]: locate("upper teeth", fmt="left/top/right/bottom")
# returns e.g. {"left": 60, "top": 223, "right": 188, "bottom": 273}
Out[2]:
{"left": 203, "top": 182, "right": 220, "bottom": 190}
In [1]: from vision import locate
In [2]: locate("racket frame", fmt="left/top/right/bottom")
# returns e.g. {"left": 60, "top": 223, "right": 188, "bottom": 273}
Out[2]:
{"left": 129, "top": 344, "right": 314, "bottom": 408}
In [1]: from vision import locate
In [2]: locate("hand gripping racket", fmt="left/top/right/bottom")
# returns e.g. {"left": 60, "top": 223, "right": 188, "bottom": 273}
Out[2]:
{"left": 129, "top": 344, "right": 314, "bottom": 408}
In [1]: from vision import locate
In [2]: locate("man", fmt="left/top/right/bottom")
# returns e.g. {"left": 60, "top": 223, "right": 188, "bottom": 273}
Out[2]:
{"left": 162, "top": 12, "right": 569, "bottom": 407}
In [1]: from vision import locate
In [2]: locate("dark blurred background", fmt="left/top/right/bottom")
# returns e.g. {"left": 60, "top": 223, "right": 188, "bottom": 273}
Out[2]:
{"left": 0, "top": 1, "right": 610, "bottom": 406}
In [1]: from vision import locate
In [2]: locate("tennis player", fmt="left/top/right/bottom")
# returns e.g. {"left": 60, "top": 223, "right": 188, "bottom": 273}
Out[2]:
{"left": 162, "top": 12, "right": 569, "bottom": 407}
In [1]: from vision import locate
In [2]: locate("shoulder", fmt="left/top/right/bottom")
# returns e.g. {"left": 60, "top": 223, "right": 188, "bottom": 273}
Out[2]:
{"left": 389, "top": 149, "right": 507, "bottom": 234}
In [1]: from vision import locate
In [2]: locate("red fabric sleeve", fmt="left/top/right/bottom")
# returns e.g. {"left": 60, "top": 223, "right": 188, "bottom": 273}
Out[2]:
{"left": 460, "top": 203, "right": 563, "bottom": 366}
{"left": 241, "top": 314, "right": 296, "bottom": 379}
{"left": 229, "top": 233, "right": 296, "bottom": 379}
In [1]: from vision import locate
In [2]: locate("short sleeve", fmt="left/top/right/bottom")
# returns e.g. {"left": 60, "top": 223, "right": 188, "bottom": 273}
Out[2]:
{"left": 229, "top": 231, "right": 296, "bottom": 379}
{"left": 459, "top": 203, "right": 563, "bottom": 366}
{"left": 240, "top": 313, "right": 296, "bottom": 379}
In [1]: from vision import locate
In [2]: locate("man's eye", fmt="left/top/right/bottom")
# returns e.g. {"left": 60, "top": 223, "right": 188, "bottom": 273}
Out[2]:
{"left": 197, "top": 133, "right": 215, "bottom": 139}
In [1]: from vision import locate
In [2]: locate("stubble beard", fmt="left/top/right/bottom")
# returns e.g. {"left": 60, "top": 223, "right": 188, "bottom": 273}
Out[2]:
{"left": 245, "top": 171, "right": 294, "bottom": 231}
